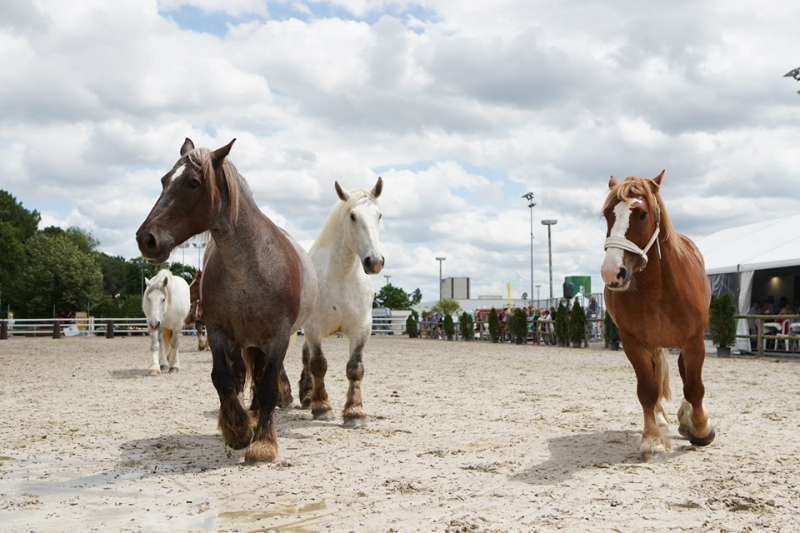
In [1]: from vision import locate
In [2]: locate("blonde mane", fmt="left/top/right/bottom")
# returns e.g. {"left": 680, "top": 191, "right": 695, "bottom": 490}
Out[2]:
{"left": 313, "top": 188, "right": 379, "bottom": 251}
{"left": 603, "top": 176, "right": 691, "bottom": 258}
{"left": 187, "top": 148, "right": 243, "bottom": 226}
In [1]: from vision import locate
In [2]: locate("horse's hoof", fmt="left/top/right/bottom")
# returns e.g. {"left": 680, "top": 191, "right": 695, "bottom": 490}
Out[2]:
{"left": 312, "top": 409, "right": 335, "bottom": 421}
{"left": 169, "top": 367, "right": 179, "bottom": 374}
{"left": 342, "top": 416, "right": 367, "bottom": 429}
{"left": 160, "top": 365, "right": 169, "bottom": 372}
{"left": 148, "top": 369, "right": 160, "bottom": 376}
{"left": 300, "top": 398, "right": 311, "bottom": 409}
{"left": 244, "top": 440, "right": 278, "bottom": 464}
{"left": 688, "top": 428, "right": 715, "bottom": 447}
{"left": 226, "top": 428, "right": 254, "bottom": 451}
{"left": 278, "top": 395, "right": 293, "bottom": 409}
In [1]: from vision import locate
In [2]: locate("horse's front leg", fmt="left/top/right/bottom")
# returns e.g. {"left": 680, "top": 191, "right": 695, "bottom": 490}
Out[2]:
{"left": 622, "top": 336, "right": 671, "bottom": 460}
{"left": 166, "top": 327, "right": 180, "bottom": 373}
{"left": 677, "top": 340, "right": 715, "bottom": 446}
{"left": 245, "top": 335, "right": 289, "bottom": 464}
{"left": 157, "top": 329, "right": 169, "bottom": 372}
{"left": 342, "top": 334, "right": 368, "bottom": 428}
{"left": 307, "top": 338, "right": 333, "bottom": 420}
{"left": 147, "top": 328, "right": 161, "bottom": 376}
{"left": 208, "top": 324, "right": 253, "bottom": 451}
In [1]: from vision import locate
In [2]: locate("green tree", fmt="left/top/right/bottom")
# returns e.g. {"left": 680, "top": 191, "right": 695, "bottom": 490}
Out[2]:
{"left": 431, "top": 298, "right": 460, "bottom": 316}
{"left": 0, "top": 190, "right": 40, "bottom": 242}
{"left": 410, "top": 288, "right": 422, "bottom": 305}
{"left": 373, "top": 283, "right": 413, "bottom": 309}
{"left": 19, "top": 232, "right": 104, "bottom": 317}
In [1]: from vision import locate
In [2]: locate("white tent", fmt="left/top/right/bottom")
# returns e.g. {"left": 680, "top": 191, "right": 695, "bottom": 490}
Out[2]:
{"left": 697, "top": 215, "right": 800, "bottom": 351}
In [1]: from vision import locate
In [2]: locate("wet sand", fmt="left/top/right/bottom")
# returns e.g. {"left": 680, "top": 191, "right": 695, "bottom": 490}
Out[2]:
{"left": 1, "top": 335, "right": 799, "bottom": 532}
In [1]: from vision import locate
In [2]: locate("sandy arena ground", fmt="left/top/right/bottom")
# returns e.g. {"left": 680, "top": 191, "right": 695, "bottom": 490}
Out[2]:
{"left": 1, "top": 334, "right": 799, "bottom": 532}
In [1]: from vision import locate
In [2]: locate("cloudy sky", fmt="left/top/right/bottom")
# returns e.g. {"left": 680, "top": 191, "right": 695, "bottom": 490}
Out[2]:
{"left": 2, "top": 0, "right": 800, "bottom": 304}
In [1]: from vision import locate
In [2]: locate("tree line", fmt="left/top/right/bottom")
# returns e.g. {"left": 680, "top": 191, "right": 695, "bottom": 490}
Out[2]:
{"left": 0, "top": 190, "right": 194, "bottom": 318}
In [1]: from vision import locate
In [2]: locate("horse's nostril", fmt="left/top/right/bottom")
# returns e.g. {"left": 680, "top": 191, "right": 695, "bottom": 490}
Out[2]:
{"left": 617, "top": 267, "right": 627, "bottom": 281}
{"left": 364, "top": 257, "right": 373, "bottom": 269}
{"left": 145, "top": 233, "right": 157, "bottom": 250}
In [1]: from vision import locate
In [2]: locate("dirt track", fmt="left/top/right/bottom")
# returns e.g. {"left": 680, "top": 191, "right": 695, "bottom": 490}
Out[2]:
{"left": 1, "top": 335, "right": 799, "bottom": 532}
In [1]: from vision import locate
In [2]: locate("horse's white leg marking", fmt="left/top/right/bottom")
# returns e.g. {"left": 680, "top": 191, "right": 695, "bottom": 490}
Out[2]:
{"left": 169, "top": 329, "right": 180, "bottom": 371}
{"left": 148, "top": 328, "right": 161, "bottom": 375}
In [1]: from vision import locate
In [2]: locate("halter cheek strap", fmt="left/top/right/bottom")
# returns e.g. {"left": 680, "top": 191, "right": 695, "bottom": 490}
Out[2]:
{"left": 604, "top": 204, "right": 662, "bottom": 272}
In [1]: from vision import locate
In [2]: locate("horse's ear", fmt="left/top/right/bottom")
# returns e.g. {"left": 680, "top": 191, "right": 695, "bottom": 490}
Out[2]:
{"left": 212, "top": 139, "right": 236, "bottom": 166}
{"left": 180, "top": 138, "right": 195, "bottom": 156}
{"left": 162, "top": 275, "right": 169, "bottom": 289}
{"left": 652, "top": 169, "right": 665, "bottom": 188}
{"left": 371, "top": 177, "right": 383, "bottom": 199}
{"left": 608, "top": 176, "right": 618, "bottom": 189}
{"left": 335, "top": 181, "right": 349, "bottom": 202}
{"left": 144, "top": 277, "right": 151, "bottom": 286}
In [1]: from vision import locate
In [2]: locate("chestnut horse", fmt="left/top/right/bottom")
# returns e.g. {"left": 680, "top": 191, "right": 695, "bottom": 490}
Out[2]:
{"left": 136, "top": 138, "right": 318, "bottom": 463}
{"left": 601, "top": 171, "right": 714, "bottom": 460}
{"left": 184, "top": 269, "right": 209, "bottom": 351}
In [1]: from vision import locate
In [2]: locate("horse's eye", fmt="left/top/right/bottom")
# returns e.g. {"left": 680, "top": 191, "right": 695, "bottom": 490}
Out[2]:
{"left": 639, "top": 212, "right": 648, "bottom": 221}
{"left": 350, "top": 213, "right": 356, "bottom": 221}
{"left": 378, "top": 213, "right": 382, "bottom": 220}
{"left": 188, "top": 179, "right": 201, "bottom": 190}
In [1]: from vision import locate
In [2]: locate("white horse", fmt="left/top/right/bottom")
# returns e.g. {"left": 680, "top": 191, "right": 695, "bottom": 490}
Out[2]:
{"left": 142, "top": 269, "right": 191, "bottom": 376}
{"left": 296, "top": 177, "right": 384, "bottom": 428}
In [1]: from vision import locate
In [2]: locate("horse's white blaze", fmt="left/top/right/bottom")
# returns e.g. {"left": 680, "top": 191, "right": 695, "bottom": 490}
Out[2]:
{"left": 349, "top": 202, "right": 384, "bottom": 273}
{"left": 601, "top": 200, "right": 635, "bottom": 286}
{"left": 170, "top": 164, "right": 186, "bottom": 185}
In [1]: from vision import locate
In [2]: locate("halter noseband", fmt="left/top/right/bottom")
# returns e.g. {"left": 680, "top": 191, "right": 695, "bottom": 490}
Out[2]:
{"left": 604, "top": 201, "right": 661, "bottom": 272}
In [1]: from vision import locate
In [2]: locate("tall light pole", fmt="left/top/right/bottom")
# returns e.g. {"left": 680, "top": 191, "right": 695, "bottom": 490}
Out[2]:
{"left": 521, "top": 192, "right": 535, "bottom": 305}
{"left": 541, "top": 220, "right": 558, "bottom": 299}
{"left": 535, "top": 284, "right": 541, "bottom": 303}
{"left": 435, "top": 257, "right": 446, "bottom": 301}
{"left": 384, "top": 275, "right": 391, "bottom": 286}
{"left": 192, "top": 241, "right": 208, "bottom": 270}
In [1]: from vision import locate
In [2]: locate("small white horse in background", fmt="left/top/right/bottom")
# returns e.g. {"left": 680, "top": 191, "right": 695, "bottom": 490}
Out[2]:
{"left": 142, "top": 269, "right": 191, "bottom": 376}
{"left": 296, "top": 177, "right": 384, "bottom": 428}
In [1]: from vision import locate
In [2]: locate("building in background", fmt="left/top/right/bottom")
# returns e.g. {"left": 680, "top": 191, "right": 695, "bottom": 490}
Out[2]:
{"left": 441, "top": 277, "right": 470, "bottom": 300}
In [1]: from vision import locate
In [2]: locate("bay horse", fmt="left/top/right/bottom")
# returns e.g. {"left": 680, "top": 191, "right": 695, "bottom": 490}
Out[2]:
{"left": 184, "top": 269, "right": 209, "bottom": 351}
{"left": 601, "top": 170, "right": 714, "bottom": 460}
{"left": 295, "top": 178, "right": 384, "bottom": 428}
{"left": 136, "top": 138, "right": 318, "bottom": 463}
{"left": 142, "top": 269, "right": 191, "bottom": 375}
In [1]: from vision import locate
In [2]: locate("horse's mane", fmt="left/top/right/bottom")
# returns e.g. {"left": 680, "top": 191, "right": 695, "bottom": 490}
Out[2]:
{"left": 603, "top": 176, "right": 691, "bottom": 259}
{"left": 313, "top": 188, "right": 379, "bottom": 251}
{"left": 187, "top": 148, "right": 247, "bottom": 226}
{"left": 144, "top": 269, "right": 173, "bottom": 308}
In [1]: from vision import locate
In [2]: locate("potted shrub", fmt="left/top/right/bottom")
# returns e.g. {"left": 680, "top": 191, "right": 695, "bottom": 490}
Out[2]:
{"left": 710, "top": 293, "right": 736, "bottom": 357}
{"left": 604, "top": 310, "right": 620, "bottom": 350}
{"left": 554, "top": 301, "right": 569, "bottom": 347}
{"left": 487, "top": 308, "right": 502, "bottom": 343}
{"left": 406, "top": 312, "right": 418, "bottom": 339}
{"left": 511, "top": 308, "right": 528, "bottom": 345}
{"left": 459, "top": 312, "right": 474, "bottom": 341}
{"left": 443, "top": 313, "right": 455, "bottom": 341}
{"left": 569, "top": 298, "right": 586, "bottom": 348}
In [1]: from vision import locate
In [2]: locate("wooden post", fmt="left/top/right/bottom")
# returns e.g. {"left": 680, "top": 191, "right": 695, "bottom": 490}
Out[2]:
{"left": 0, "top": 320, "right": 7, "bottom": 340}
{"left": 52, "top": 320, "right": 61, "bottom": 339}
{"left": 757, "top": 318, "right": 764, "bottom": 358}
{"left": 105, "top": 320, "right": 114, "bottom": 339}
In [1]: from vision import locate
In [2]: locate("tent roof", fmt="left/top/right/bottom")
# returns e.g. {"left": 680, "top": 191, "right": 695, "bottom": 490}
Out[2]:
{"left": 697, "top": 215, "right": 800, "bottom": 275}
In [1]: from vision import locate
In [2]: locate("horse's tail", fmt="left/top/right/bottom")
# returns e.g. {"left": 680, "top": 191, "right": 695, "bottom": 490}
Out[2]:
{"left": 654, "top": 347, "right": 671, "bottom": 402}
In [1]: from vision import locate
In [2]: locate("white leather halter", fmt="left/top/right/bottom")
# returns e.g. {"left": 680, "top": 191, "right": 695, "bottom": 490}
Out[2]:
{"left": 604, "top": 201, "right": 661, "bottom": 272}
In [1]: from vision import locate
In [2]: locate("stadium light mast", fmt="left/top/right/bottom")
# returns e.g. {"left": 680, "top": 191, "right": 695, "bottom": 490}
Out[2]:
{"left": 522, "top": 192, "right": 535, "bottom": 305}
{"left": 541, "top": 220, "right": 558, "bottom": 300}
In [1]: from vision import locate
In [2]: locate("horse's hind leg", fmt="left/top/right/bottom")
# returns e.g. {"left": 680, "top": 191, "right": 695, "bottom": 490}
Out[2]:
{"left": 158, "top": 329, "right": 169, "bottom": 372}
{"left": 298, "top": 341, "right": 313, "bottom": 409}
{"left": 677, "top": 343, "right": 715, "bottom": 446}
{"left": 342, "top": 336, "right": 367, "bottom": 428}
{"left": 209, "top": 325, "right": 253, "bottom": 451}
{"left": 166, "top": 328, "right": 180, "bottom": 373}
{"left": 245, "top": 335, "right": 289, "bottom": 464}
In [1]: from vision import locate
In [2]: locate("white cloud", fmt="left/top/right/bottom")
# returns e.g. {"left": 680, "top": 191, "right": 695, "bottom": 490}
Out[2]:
{"left": 3, "top": 0, "right": 800, "bottom": 306}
